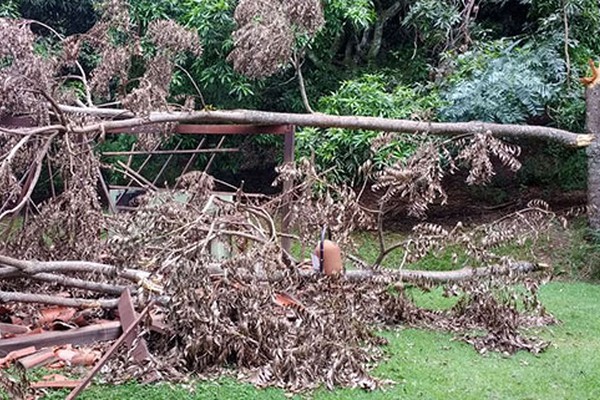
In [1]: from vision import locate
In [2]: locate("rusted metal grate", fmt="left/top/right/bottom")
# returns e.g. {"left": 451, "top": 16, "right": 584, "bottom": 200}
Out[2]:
{"left": 102, "top": 124, "right": 294, "bottom": 209}
{"left": 0, "top": 118, "right": 295, "bottom": 252}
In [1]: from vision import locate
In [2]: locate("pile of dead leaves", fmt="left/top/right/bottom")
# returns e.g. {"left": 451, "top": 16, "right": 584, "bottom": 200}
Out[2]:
{"left": 127, "top": 253, "right": 557, "bottom": 393}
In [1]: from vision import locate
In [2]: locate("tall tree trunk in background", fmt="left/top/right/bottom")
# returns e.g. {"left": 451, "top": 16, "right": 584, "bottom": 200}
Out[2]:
{"left": 367, "top": 1, "right": 403, "bottom": 61}
{"left": 586, "top": 82, "right": 600, "bottom": 229}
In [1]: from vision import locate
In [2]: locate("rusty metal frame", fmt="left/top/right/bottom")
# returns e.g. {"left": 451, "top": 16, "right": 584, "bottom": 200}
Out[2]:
{"left": 105, "top": 123, "right": 296, "bottom": 253}
{"left": 0, "top": 117, "right": 296, "bottom": 253}
{"left": 103, "top": 124, "right": 294, "bottom": 197}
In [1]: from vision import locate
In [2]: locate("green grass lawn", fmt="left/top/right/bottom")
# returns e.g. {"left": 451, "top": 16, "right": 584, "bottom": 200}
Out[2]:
{"left": 35, "top": 280, "right": 600, "bottom": 400}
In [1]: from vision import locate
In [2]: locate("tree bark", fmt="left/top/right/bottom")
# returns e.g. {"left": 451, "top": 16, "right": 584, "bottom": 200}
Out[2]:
{"left": 0, "top": 254, "right": 545, "bottom": 309}
{"left": 586, "top": 83, "right": 600, "bottom": 229}
{"left": 0, "top": 291, "right": 119, "bottom": 308}
{"left": 367, "top": 1, "right": 403, "bottom": 61}
{"left": 0, "top": 270, "right": 128, "bottom": 295}
{"left": 53, "top": 105, "right": 593, "bottom": 147}
{"left": 0, "top": 255, "right": 151, "bottom": 282}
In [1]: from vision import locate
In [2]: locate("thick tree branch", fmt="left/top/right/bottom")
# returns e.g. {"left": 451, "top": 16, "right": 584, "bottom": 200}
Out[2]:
{"left": 52, "top": 105, "right": 593, "bottom": 147}
{"left": 0, "top": 291, "right": 119, "bottom": 308}
{"left": 368, "top": 1, "right": 403, "bottom": 60}
{"left": 0, "top": 255, "right": 151, "bottom": 283}
{"left": 339, "top": 261, "right": 548, "bottom": 283}
{"left": 0, "top": 255, "right": 545, "bottom": 292}
{"left": 0, "top": 269, "right": 128, "bottom": 295}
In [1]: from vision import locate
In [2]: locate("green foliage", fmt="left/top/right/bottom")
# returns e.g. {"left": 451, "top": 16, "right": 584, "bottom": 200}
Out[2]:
{"left": 550, "top": 88, "right": 586, "bottom": 133}
{"left": 403, "top": 0, "right": 462, "bottom": 51}
{"left": 180, "top": 0, "right": 262, "bottom": 108}
{"left": 440, "top": 40, "right": 566, "bottom": 124}
{"left": 0, "top": 0, "right": 19, "bottom": 18}
{"left": 16, "top": 0, "right": 97, "bottom": 35}
{"left": 530, "top": 0, "right": 600, "bottom": 65}
{"left": 297, "top": 73, "right": 442, "bottom": 183}
{"left": 128, "top": 0, "right": 183, "bottom": 28}
{"left": 324, "top": 0, "right": 376, "bottom": 30}
{"left": 517, "top": 144, "right": 587, "bottom": 191}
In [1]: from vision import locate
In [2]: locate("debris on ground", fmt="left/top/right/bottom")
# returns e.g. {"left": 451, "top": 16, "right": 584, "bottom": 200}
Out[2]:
{"left": 0, "top": 167, "right": 564, "bottom": 395}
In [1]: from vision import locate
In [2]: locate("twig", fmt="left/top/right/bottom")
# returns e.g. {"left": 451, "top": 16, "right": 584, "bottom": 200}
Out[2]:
{"left": 293, "top": 51, "right": 314, "bottom": 114}
{"left": 174, "top": 64, "right": 206, "bottom": 109}
{"left": 26, "top": 20, "right": 94, "bottom": 106}
{"left": 0, "top": 133, "right": 57, "bottom": 220}
{"left": 0, "top": 134, "right": 34, "bottom": 165}
{"left": 562, "top": 0, "right": 571, "bottom": 84}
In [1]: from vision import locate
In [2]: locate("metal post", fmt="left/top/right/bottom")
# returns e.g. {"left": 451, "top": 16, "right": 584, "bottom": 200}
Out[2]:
{"left": 281, "top": 125, "right": 295, "bottom": 256}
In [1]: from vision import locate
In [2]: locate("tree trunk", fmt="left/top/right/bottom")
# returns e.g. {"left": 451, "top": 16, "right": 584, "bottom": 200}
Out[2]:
{"left": 367, "top": 1, "right": 403, "bottom": 61}
{"left": 586, "top": 84, "right": 600, "bottom": 229}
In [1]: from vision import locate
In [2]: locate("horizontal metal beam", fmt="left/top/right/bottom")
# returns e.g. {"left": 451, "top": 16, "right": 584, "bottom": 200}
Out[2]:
{"left": 101, "top": 148, "right": 239, "bottom": 156}
{"left": 0, "top": 321, "right": 121, "bottom": 354}
{"left": 175, "top": 124, "right": 293, "bottom": 135}
{"left": 108, "top": 124, "right": 294, "bottom": 135}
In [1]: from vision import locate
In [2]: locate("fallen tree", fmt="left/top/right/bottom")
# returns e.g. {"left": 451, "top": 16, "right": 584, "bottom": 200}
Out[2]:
{"left": 50, "top": 104, "right": 592, "bottom": 146}
{"left": 0, "top": 2, "right": 581, "bottom": 393}
{"left": 0, "top": 253, "right": 548, "bottom": 308}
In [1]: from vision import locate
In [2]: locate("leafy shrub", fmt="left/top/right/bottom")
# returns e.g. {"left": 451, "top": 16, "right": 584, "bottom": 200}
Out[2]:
{"left": 0, "top": 0, "right": 19, "bottom": 18}
{"left": 517, "top": 143, "right": 587, "bottom": 191}
{"left": 297, "top": 73, "right": 442, "bottom": 183}
{"left": 403, "top": 0, "right": 462, "bottom": 52}
{"left": 439, "top": 40, "right": 566, "bottom": 124}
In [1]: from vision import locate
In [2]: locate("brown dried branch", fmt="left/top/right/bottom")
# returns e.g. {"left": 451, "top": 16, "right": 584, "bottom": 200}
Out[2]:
{"left": 0, "top": 291, "right": 119, "bottom": 308}
{"left": 0, "top": 255, "right": 151, "bottom": 283}
{"left": 0, "top": 133, "right": 56, "bottom": 220}
{"left": 0, "top": 269, "right": 127, "bottom": 295}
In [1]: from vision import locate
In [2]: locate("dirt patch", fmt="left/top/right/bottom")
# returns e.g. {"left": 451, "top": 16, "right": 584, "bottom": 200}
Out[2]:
{"left": 360, "top": 172, "right": 586, "bottom": 231}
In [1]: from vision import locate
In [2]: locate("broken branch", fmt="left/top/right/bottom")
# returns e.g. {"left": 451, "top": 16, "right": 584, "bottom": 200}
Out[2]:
{"left": 53, "top": 105, "right": 592, "bottom": 147}
{"left": 0, "top": 291, "right": 119, "bottom": 308}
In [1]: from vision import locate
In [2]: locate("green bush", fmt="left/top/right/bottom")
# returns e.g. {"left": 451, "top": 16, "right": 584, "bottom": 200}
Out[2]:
{"left": 297, "top": 73, "right": 442, "bottom": 183}
{"left": 440, "top": 40, "right": 566, "bottom": 124}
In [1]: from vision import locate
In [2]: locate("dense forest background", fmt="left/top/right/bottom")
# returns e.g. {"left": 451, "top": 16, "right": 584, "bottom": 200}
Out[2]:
{"left": 2, "top": 0, "right": 599, "bottom": 203}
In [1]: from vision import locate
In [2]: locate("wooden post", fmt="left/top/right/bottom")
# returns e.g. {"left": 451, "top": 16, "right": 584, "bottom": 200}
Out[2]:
{"left": 584, "top": 60, "right": 600, "bottom": 230}
{"left": 281, "top": 125, "right": 295, "bottom": 256}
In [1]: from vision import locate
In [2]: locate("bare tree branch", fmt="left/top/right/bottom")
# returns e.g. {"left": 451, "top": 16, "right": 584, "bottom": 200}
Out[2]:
{"left": 52, "top": 105, "right": 592, "bottom": 146}
{"left": 0, "top": 254, "right": 546, "bottom": 291}
{"left": 339, "top": 261, "right": 548, "bottom": 283}
{"left": 0, "top": 133, "right": 56, "bottom": 220}
{"left": 0, "top": 269, "right": 128, "bottom": 295}
{"left": 0, "top": 255, "right": 151, "bottom": 283}
{"left": 0, "top": 291, "right": 119, "bottom": 308}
